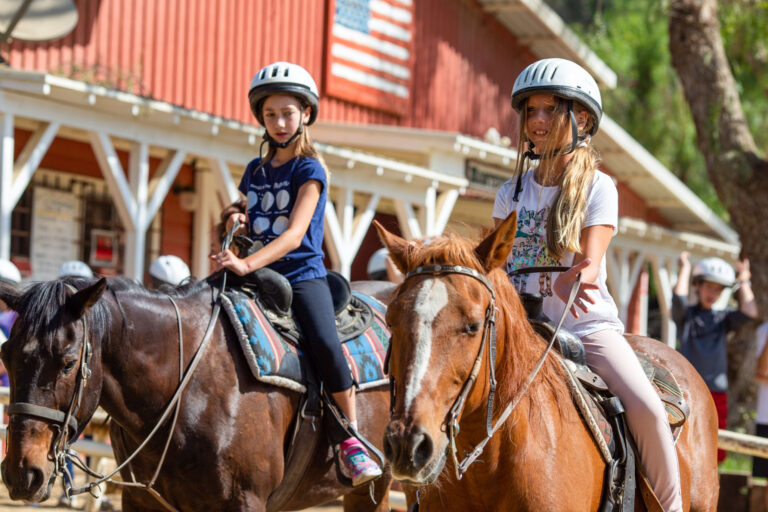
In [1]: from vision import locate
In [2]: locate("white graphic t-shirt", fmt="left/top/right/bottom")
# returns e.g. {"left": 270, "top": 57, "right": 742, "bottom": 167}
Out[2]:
{"left": 493, "top": 169, "right": 624, "bottom": 337}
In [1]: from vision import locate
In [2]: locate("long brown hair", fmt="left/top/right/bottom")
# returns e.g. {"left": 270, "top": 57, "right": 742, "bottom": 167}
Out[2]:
{"left": 513, "top": 97, "right": 600, "bottom": 258}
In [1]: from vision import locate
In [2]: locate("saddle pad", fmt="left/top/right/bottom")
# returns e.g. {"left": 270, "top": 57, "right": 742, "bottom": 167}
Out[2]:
{"left": 221, "top": 290, "right": 390, "bottom": 394}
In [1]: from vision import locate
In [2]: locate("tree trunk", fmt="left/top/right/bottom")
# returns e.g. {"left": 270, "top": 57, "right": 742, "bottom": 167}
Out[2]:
{"left": 668, "top": 0, "right": 768, "bottom": 315}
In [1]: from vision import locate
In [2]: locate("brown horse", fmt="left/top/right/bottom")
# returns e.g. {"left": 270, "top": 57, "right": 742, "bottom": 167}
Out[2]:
{"left": 0, "top": 275, "right": 395, "bottom": 511}
{"left": 375, "top": 214, "right": 719, "bottom": 512}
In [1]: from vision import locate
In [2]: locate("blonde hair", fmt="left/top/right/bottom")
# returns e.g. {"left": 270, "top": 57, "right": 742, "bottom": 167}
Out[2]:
{"left": 513, "top": 97, "right": 601, "bottom": 258}
{"left": 261, "top": 96, "right": 330, "bottom": 182}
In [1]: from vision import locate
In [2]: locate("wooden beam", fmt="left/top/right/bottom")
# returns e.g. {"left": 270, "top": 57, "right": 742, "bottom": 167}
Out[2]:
{"left": 0, "top": 113, "right": 13, "bottom": 259}
{"left": 88, "top": 131, "right": 136, "bottom": 231}
{"left": 11, "top": 121, "right": 59, "bottom": 206}
{"left": 146, "top": 149, "right": 186, "bottom": 223}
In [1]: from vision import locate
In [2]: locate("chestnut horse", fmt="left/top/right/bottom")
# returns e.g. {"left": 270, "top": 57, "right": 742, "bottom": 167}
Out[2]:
{"left": 375, "top": 215, "right": 719, "bottom": 511}
{"left": 0, "top": 275, "right": 395, "bottom": 511}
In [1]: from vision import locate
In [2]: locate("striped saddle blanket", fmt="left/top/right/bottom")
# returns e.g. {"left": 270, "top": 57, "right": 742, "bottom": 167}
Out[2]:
{"left": 221, "top": 290, "right": 390, "bottom": 394}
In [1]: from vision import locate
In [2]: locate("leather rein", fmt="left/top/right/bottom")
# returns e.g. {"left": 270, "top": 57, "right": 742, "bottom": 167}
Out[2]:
{"left": 6, "top": 222, "right": 241, "bottom": 511}
{"left": 401, "top": 264, "right": 581, "bottom": 480}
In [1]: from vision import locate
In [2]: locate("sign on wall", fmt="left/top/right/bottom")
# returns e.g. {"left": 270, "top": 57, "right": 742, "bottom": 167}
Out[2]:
{"left": 30, "top": 187, "right": 78, "bottom": 280}
{"left": 325, "top": 0, "right": 415, "bottom": 116}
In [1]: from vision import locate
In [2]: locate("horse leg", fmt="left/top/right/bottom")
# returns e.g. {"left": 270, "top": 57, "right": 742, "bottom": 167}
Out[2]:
{"left": 342, "top": 475, "right": 392, "bottom": 512}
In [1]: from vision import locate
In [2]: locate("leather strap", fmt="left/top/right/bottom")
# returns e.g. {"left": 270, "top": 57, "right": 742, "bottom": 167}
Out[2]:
{"left": 266, "top": 392, "right": 323, "bottom": 512}
{"left": 7, "top": 402, "right": 78, "bottom": 434}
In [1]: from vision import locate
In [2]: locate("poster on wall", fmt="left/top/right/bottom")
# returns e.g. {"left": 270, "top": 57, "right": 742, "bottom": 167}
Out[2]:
{"left": 89, "top": 229, "right": 117, "bottom": 268}
{"left": 30, "top": 187, "right": 78, "bottom": 281}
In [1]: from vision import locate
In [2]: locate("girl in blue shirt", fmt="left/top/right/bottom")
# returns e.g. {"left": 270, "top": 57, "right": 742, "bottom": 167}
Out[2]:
{"left": 212, "top": 61, "right": 381, "bottom": 486}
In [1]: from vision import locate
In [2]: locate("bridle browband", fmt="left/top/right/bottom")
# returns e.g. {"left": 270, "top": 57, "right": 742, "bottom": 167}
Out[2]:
{"left": 398, "top": 263, "right": 581, "bottom": 480}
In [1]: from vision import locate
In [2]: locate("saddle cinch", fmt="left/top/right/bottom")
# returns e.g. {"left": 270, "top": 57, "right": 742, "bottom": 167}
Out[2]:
{"left": 220, "top": 266, "right": 390, "bottom": 511}
{"left": 519, "top": 293, "right": 689, "bottom": 512}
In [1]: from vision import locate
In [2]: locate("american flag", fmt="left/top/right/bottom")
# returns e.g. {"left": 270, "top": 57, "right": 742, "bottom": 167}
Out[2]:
{"left": 325, "top": 0, "right": 414, "bottom": 115}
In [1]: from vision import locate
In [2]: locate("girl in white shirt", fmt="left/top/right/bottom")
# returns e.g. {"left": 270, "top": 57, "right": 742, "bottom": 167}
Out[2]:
{"left": 493, "top": 58, "right": 682, "bottom": 512}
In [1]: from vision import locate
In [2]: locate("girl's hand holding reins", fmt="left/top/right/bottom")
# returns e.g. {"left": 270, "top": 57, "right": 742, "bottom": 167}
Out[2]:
{"left": 211, "top": 249, "right": 251, "bottom": 276}
{"left": 226, "top": 213, "right": 248, "bottom": 235}
{"left": 553, "top": 258, "right": 598, "bottom": 318}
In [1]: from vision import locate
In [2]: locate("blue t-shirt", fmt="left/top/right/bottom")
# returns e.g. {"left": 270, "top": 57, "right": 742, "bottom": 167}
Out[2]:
{"left": 238, "top": 156, "right": 328, "bottom": 284}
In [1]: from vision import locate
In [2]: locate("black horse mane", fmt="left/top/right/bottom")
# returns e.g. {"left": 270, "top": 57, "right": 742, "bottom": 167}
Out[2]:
{"left": 11, "top": 273, "right": 221, "bottom": 352}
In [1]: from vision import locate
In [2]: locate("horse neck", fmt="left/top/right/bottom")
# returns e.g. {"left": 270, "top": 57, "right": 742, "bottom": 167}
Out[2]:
{"left": 99, "top": 290, "right": 208, "bottom": 432}
{"left": 462, "top": 296, "right": 573, "bottom": 445}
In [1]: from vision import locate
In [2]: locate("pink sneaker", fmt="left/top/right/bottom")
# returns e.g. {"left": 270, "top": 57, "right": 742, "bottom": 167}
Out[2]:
{"left": 338, "top": 437, "right": 382, "bottom": 486}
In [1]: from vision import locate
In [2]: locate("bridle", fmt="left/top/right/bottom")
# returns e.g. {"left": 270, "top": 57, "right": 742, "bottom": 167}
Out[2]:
{"left": 7, "top": 297, "right": 93, "bottom": 478}
{"left": 395, "top": 263, "right": 580, "bottom": 480}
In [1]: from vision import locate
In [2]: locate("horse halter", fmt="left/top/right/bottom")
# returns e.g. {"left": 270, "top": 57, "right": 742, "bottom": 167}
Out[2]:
{"left": 6, "top": 284, "right": 95, "bottom": 479}
{"left": 400, "top": 264, "right": 581, "bottom": 480}
{"left": 400, "top": 264, "right": 499, "bottom": 480}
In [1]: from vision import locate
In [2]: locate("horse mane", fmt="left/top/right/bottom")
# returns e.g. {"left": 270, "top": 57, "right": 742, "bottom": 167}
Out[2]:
{"left": 11, "top": 275, "right": 217, "bottom": 353}
{"left": 402, "top": 234, "right": 573, "bottom": 422}
{"left": 13, "top": 278, "right": 111, "bottom": 354}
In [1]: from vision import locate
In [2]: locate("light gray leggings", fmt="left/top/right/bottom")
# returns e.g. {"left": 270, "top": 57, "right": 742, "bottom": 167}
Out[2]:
{"left": 581, "top": 329, "right": 683, "bottom": 512}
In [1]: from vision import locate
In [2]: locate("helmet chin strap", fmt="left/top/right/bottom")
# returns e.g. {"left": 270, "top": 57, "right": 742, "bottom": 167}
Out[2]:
{"left": 513, "top": 100, "right": 582, "bottom": 201}
{"left": 264, "top": 124, "right": 304, "bottom": 149}
{"left": 252, "top": 124, "right": 305, "bottom": 177}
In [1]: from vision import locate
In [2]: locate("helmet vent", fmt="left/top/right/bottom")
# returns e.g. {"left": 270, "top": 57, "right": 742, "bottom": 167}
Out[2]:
{"left": 283, "top": 68, "right": 290, "bottom": 77}
{"left": 271, "top": 67, "right": 279, "bottom": 78}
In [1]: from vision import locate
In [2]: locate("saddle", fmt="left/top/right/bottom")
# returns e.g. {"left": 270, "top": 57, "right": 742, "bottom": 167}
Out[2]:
{"left": 220, "top": 268, "right": 390, "bottom": 511}
{"left": 520, "top": 293, "right": 689, "bottom": 512}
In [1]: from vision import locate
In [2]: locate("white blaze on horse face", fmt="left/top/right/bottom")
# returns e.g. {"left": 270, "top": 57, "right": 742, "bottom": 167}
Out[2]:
{"left": 404, "top": 278, "right": 448, "bottom": 414}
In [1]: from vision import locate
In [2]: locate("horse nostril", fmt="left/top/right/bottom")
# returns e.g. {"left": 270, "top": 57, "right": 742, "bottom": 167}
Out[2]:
{"left": 24, "top": 466, "right": 44, "bottom": 491}
{"left": 409, "top": 428, "right": 433, "bottom": 469}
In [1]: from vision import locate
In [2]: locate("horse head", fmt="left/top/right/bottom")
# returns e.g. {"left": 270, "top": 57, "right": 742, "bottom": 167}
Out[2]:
{"left": 375, "top": 213, "right": 522, "bottom": 485}
{"left": 0, "top": 278, "right": 107, "bottom": 502}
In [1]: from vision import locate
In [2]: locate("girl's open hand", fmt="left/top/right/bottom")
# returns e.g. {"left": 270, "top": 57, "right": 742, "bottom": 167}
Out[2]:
{"left": 211, "top": 249, "right": 250, "bottom": 276}
{"left": 553, "top": 258, "right": 599, "bottom": 318}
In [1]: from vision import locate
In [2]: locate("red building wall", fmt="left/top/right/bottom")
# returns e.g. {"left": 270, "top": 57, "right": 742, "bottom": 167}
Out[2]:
{"left": 8, "top": 0, "right": 532, "bottom": 141}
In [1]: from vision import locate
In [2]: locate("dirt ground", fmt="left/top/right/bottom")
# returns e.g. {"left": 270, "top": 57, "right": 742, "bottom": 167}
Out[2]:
{"left": 0, "top": 483, "right": 345, "bottom": 512}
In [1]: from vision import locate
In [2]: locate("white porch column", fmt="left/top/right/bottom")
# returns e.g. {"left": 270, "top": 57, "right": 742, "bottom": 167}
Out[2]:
{"left": 324, "top": 189, "right": 381, "bottom": 278}
{"left": 192, "top": 168, "right": 215, "bottom": 278}
{"left": 123, "top": 142, "right": 149, "bottom": 280}
{"left": 0, "top": 113, "right": 14, "bottom": 260}
{"left": 607, "top": 247, "right": 646, "bottom": 325}
{"left": 650, "top": 255, "right": 677, "bottom": 347}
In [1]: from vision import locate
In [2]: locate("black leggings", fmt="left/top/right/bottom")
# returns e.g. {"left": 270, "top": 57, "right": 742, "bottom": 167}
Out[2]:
{"left": 292, "top": 277, "right": 353, "bottom": 393}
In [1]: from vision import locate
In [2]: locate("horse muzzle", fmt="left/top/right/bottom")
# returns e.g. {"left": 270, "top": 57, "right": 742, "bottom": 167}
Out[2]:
{"left": 1, "top": 456, "right": 55, "bottom": 502}
{"left": 2, "top": 422, "right": 57, "bottom": 502}
{"left": 384, "top": 419, "right": 446, "bottom": 484}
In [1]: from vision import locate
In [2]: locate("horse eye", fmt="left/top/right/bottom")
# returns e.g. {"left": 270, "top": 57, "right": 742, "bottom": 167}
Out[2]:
{"left": 463, "top": 323, "right": 481, "bottom": 335}
{"left": 62, "top": 360, "right": 77, "bottom": 374}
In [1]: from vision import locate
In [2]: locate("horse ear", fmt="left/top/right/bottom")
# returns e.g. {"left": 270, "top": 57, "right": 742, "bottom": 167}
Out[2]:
{"left": 0, "top": 282, "right": 21, "bottom": 311}
{"left": 67, "top": 278, "right": 107, "bottom": 318}
{"left": 475, "top": 211, "right": 518, "bottom": 272}
{"left": 373, "top": 220, "right": 409, "bottom": 274}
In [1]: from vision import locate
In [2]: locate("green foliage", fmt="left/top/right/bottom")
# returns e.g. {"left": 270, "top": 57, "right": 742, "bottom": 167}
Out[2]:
{"left": 545, "top": 0, "right": 768, "bottom": 218}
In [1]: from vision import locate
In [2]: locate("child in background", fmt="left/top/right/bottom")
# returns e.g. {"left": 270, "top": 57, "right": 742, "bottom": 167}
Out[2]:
{"left": 672, "top": 252, "right": 757, "bottom": 463}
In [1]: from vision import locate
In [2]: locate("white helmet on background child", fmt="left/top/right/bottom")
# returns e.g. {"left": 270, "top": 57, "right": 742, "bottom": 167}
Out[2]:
{"left": 0, "top": 259, "right": 21, "bottom": 285}
{"left": 692, "top": 257, "right": 736, "bottom": 287}
{"left": 58, "top": 260, "right": 94, "bottom": 279}
{"left": 248, "top": 62, "right": 320, "bottom": 126}
{"left": 149, "top": 255, "right": 191, "bottom": 287}
{"left": 511, "top": 58, "right": 602, "bottom": 134}
{"left": 367, "top": 248, "right": 389, "bottom": 281}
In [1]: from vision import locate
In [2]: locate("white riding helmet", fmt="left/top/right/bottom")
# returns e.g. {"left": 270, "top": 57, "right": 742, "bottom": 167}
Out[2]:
{"left": 511, "top": 58, "right": 602, "bottom": 134}
{"left": 692, "top": 257, "right": 736, "bottom": 287}
{"left": 149, "top": 255, "right": 191, "bottom": 287}
{"left": 0, "top": 259, "right": 21, "bottom": 285}
{"left": 367, "top": 248, "right": 389, "bottom": 280}
{"left": 248, "top": 61, "right": 319, "bottom": 126}
{"left": 58, "top": 260, "right": 94, "bottom": 279}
